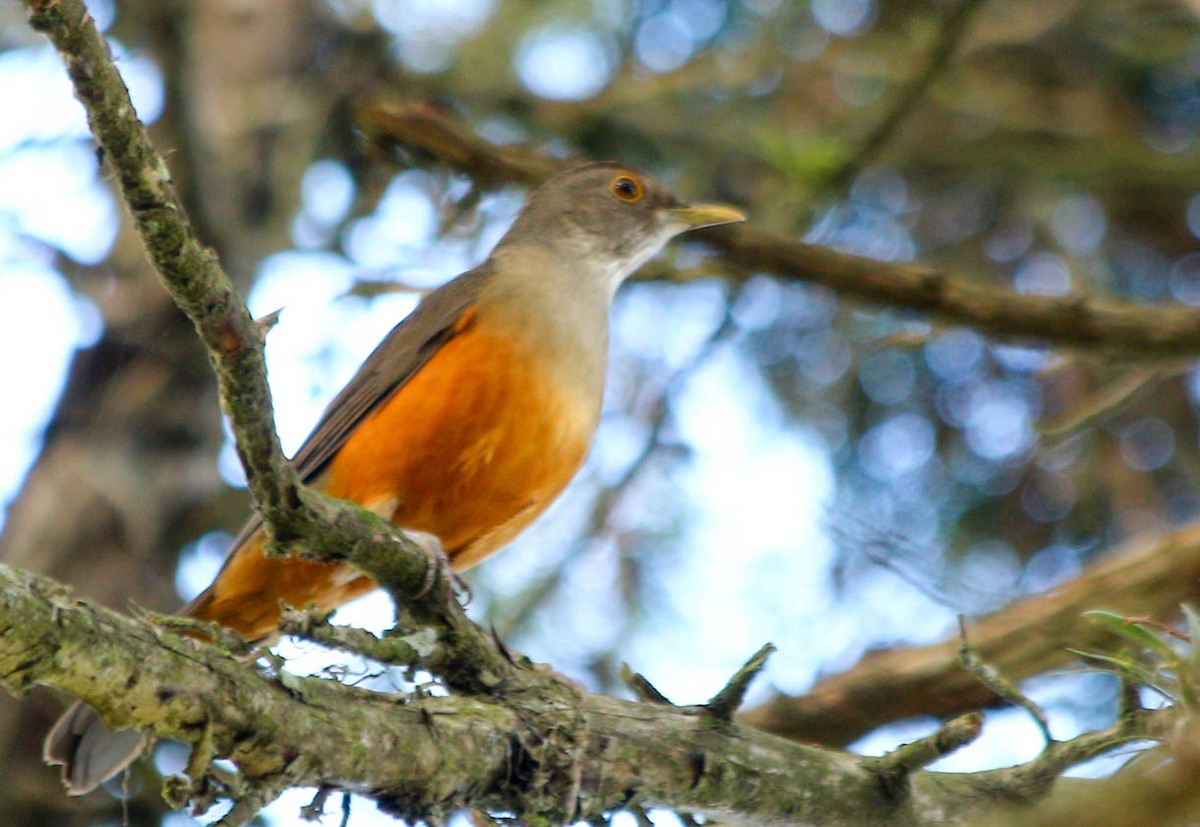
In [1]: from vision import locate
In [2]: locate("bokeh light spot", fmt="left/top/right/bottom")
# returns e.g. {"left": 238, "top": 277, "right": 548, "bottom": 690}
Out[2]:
{"left": 344, "top": 172, "right": 437, "bottom": 267}
{"left": 1050, "top": 193, "right": 1106, "bottom": 255}
{"left": 1187, "top": 192, "right": 1200, "bottom": 240}
{"left": 797, "top": 329, "right": 853, "bottom": 385}
{"left": 175, "top": 531, "right": 233, "bottom": 602}
{"left": 1014, "top": 251, "right": 1072, "bottom": 297}
{"left": 730, "top": 275, "right": 782, "bottom": 330}
{"left": 301, "top": 159, "right": 356, "bottom": 227}
{"left": 812, "top": 0, "right": 876, "bottom": 37}
{"left": 857, "top": 349, "right": 915, "bottom": 406}
{"left": 983, "top": 219, "right": 1034, "bottom": 263}
{"left": 635, "top": 13, "right": 695, "bottom": 73}
{"left": 1118, "top": 417, "right": 1175, "bottom": 472}
{"left": 924, "top": 330, "right": 983, "bottom": 380}
{"left": 955, "top": 540, "right": 1022, "bottom": 600}
{"left": 0, "top": 264, "right": 92, "bottom": 511}
{"left": 858, "top": 413, "right": 935, "bottom": 480}
{"left": 851, "top": 165, "right": 908, "bottom": 215}
{"left": 0, "top": 143, "right": 119, "bottom": 263}
{"left": 515, "top": 24, "right": 615, "bottom": 100}
{"left": 1169, "top": 252, "right": 1200, "bottom": 305}
{"left": 675, "top": 0, "right": 728, "bottom": 41}
{"left": 375, "top": 0, "right": 496, "bottom": 72}
{"left": 965, "top": 382, "right": 1035, "bottom": 461}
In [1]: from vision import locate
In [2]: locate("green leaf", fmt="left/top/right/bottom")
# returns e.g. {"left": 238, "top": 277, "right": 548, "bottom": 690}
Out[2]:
{"left": 1083, "top": 611, "right": 1179, "bottom": 662}
{"left": 1184, "top": 604, "right": 1200, "bottom": 672}
{"left": 1068, "top": 648, "right": 1177, "bottom": 701}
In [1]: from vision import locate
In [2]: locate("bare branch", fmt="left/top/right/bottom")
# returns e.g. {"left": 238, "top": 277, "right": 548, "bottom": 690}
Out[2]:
{"left": 959, "top": 616, "right": 1053, "bottom": 745}
{"left": 872, "top": 712, "right": 983, "bottom": 781}
{"left": 706, "top": 643, "right": 776, "bottom": 722}
{"left": 620, "top": 664, "right": 674, "bottom": 706}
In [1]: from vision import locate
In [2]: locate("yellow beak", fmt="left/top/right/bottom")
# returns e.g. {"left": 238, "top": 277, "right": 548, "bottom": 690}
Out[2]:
{"left": 669, "top": 203, "right": 747, "bottom": 229}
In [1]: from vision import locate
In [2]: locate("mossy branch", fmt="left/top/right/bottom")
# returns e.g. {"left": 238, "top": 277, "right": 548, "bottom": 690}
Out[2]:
{"left": 0, "top": 562, "right": 1012, "bottom": 826}
{"left": 0, "top": 562, "right": 1169, "bottom": 825}
{"left": 24, "top": 0, "right": 293, "bottom": 531}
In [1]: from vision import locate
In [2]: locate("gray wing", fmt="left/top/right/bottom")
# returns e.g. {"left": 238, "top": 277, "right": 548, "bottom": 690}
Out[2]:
{"left": 222, "top": 263, "right": 492, "bottom": 556}
{"left": 291, "top": 263, "right": 490, "bottom": 480}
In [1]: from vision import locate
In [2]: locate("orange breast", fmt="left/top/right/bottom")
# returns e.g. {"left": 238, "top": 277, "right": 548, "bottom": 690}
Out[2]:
{"left": 325, "top": 321, "right": 596, "bottom": 563}
{"left": 189, "top": 320, "right": 598, "bottom": 640}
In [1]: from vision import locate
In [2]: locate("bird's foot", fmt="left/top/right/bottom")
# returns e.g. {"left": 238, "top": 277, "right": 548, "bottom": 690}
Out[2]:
{"left": 403, "top": 529, "right": 468, "bottom": 605}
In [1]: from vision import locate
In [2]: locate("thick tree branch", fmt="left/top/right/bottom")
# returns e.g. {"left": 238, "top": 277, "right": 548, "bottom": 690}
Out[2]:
{"left": 741, "top": 522, "right": 1200, "bottom": 746}
{"left": 0, "top": 563, "right": 1164, "bottom": 826}
{"left": 361, "top": 100, "right": 1200, "bottom": 359}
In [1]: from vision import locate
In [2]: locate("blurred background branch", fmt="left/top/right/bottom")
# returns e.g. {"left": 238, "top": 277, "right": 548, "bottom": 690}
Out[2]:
{"left": 742, "top": 521, "right": 1200, "bottom": 746}
{"left": 363, "top": 98, "right": 1200, "bottom": 358}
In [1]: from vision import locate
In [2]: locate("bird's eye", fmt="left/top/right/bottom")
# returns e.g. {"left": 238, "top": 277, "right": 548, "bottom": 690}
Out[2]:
{"left": 609, "top": 174, "right": 644, "bottom": 203}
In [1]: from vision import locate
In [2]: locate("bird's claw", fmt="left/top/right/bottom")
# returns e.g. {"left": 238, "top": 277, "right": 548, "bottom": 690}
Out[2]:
{"left": 404, "top": 530, "right": 468, "bottom": 611}
{"left": 411, "top": 534, "right": 450, "bottom": 601}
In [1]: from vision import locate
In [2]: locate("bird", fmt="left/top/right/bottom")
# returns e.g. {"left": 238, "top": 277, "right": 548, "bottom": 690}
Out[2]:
{"left": 42, "top": 161, "right": 745, "bottom": 795}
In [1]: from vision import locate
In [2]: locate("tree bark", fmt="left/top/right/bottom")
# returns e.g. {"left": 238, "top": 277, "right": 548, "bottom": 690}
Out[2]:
{"left": 0, "top": 563, "right": 1161, "bottom": 827}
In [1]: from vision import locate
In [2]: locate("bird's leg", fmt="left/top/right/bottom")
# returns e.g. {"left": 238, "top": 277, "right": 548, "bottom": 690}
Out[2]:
{"left": 401, "top": 529, "right": 468, "bottom": 604}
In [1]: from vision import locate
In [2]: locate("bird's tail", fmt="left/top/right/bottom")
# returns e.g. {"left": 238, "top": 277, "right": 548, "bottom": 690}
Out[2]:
{"left": 42, "top": 526, "right": 377, "bottom": 794}
{"left": 43, "top": 701, "right": 146, "bottom": 795}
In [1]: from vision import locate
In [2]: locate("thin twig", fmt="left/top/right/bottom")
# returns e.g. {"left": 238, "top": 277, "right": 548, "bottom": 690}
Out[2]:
{"left": 707, "top": 643, "right": 776, "bottom": 722}
{"left": 301, "top": 785, "right": 334, "bottom": 822}
{"left": 872, "top": 712, "right": 984, "bottom": 782}
{"left": 1037, "top": 362, "right": 1187, "bottom": 437}
{"left": 620, "top": 663, "right": 674, "bottom": 706}
{"left": 959, "top": 616, "right": 1054, "bottom": 745}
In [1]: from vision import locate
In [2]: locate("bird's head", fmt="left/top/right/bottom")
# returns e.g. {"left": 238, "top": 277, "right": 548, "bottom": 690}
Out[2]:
{"left": 498, "top": 163, "right": 745, "bottom": 290}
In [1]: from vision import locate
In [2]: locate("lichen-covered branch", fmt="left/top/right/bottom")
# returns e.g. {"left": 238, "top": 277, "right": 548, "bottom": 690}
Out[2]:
{"left": 0, "top": 563, "right": 1167, "bottom": 826}
{"left": 361, "top": 100, "right": 1200, "bottom": 359}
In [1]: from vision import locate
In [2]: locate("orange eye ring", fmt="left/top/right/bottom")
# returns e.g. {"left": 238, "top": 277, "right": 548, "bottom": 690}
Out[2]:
{"left": 609, "top": 174, "right": 644, "bottom": 203}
